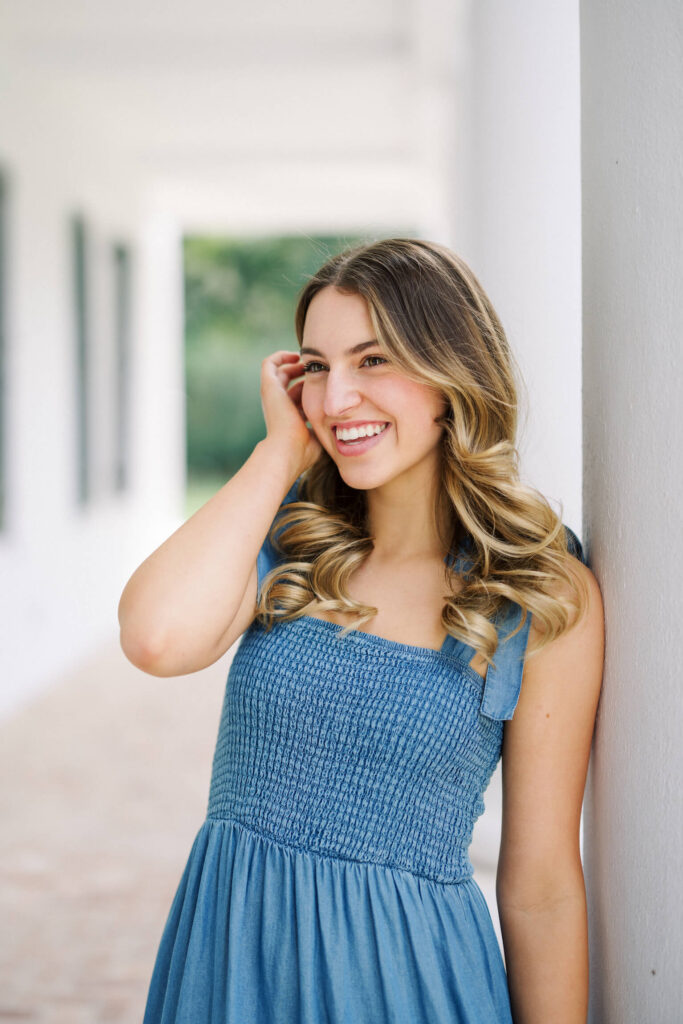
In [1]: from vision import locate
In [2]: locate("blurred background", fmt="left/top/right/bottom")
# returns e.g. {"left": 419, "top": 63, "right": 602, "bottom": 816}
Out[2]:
{"left": 1, "top": 1, "right": 681, "bottom": 1022}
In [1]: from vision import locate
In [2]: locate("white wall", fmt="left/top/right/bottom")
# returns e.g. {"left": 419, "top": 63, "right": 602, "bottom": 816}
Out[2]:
{"left": 452, "top": 0, "right": 583, "bottom": 534}
{"left": 580, "top": 1, "right": 683, "bottom": 1019}
{"left": 0, "top": 70, "right": 181, "bottom": 719}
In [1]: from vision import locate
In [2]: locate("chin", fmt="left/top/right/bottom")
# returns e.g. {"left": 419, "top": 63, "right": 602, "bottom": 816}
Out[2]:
{"left": 336, "top": 463, "right": 397, "bottom": 490}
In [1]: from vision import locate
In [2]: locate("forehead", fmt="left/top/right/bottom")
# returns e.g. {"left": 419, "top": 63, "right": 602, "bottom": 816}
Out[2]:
{"left": 302, "top": 287, "right": 374, "bottom": 350}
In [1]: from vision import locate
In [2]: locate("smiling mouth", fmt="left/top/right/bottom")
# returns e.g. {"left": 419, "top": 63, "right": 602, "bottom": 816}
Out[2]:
{"left": 333, "top": 423, "right": 389, "bottom": 442}
{"left": 332, "top": 422, "right": 391, "bottom": 455}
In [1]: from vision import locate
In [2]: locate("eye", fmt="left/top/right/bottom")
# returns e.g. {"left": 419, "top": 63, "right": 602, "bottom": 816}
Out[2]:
{"left": 302, "top": 355, "right": 388, "bottom": 374}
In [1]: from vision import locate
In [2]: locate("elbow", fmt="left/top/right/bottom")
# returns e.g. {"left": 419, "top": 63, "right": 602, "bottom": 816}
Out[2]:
{"left": 496, "top": 856, "right": 585, "bottom": 916}
{"left": 119, "top": 623, "right": 169, "bottom": 676}
{"left": 119, "top": 623, "right": 220, "bottom": 678}
{"left": 118, "top": 587, "right": 169, "bottom": 675}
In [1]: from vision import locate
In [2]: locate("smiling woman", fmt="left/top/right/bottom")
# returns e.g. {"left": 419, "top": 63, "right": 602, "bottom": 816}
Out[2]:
{"left": 131, "top": 237, "right": 604, "bottom": 1024}
{"left": 295, "top": 284, "right": 450, "bottom": 529}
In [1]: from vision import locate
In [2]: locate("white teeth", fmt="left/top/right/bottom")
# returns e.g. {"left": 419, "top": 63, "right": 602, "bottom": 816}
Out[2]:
{"left": 335, "top": 423, "right": 388, "bottom": 441}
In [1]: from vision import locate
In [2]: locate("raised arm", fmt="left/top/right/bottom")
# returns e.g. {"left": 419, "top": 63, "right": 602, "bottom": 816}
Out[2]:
{"left": 496, "top": 560, "right": 605, "bottom": 1024}
{"left": 117, "top": 351, "right": 320, "bottom": 677}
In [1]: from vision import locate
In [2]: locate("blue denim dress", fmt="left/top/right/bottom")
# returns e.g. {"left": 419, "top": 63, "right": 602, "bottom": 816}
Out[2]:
{"left": 142, "top": 478, "right": 585, "bottom": 1023}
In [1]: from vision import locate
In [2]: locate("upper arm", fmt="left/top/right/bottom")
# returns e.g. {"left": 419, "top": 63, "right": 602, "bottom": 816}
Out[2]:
{"left": 211, "top": 475, "right": 301, "bottom": 660}
{"left": 211, "top": 560, "right": 259, "bottom": 659}
{"left": 497, "top": 560, "right": 605, "bottom": 904}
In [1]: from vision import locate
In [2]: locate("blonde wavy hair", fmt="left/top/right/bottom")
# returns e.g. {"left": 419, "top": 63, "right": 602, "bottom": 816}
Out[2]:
{"left": 256, "top": 237, "right": 589, "bottom": 667}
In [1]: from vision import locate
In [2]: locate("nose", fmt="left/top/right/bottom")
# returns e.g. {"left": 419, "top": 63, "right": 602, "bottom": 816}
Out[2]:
{"left": 322, "top": 368, "right": 362, "bottom": 419}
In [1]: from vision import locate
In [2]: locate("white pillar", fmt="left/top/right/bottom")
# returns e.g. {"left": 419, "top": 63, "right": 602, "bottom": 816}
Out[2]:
{"left": 580, "top": 1, "right": 683, "bottom": 1019}
{"left": 410, "top": 0, "right": 465, "bottom": 244}
{"left": 132, "top": 201, "right": 186, "bottom": 520}
{"left": 453, "top": 0, "right": 582, "bottom": 530}
{"left": 453, "top": 0, "right": 583, "bottom": 943}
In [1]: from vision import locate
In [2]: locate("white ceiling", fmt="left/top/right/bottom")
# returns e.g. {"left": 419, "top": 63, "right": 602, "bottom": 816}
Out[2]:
{"left": 0, "top": 0, "right": 465, "bottom": 235}
{"left": 0, "top": 0, "right": 430, "bottom": 164}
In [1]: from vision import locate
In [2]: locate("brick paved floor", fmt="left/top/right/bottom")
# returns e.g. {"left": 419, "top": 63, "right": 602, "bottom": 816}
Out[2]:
{"left": 0, "top": 638, "right": 229, "bottom": 1023}
{"left": 0, "top": 636, "right": 500, "bottom": 1023}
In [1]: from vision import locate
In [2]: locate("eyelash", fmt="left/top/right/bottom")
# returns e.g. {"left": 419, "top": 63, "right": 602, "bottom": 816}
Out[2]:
{"left": 302, "top": 355, "right": 387, "bottom": 374}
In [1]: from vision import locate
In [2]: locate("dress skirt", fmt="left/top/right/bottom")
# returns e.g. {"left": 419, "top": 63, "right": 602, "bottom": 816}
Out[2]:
{"left": 142, "top": 816, "right": 513, "bottom": 1023}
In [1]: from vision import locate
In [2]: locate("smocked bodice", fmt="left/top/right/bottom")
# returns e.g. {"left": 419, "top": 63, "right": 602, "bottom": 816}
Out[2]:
{"left": 206, "top": 613, "right": 521, "bottom": 884}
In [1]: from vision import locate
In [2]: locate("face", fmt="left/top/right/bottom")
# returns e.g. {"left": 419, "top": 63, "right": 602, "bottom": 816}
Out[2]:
{"left": 300, "top": 286, "right": 447, "bottom": 491}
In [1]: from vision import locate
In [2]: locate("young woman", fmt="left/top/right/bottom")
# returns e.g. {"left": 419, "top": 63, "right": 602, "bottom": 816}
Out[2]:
{"left": 120, "top": 238, "right": 605, "bottom": 1024}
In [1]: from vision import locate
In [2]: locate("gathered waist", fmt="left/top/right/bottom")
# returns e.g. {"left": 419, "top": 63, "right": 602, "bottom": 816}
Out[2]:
{"left": 204, "top": 803, "right": 475, "bottom": 885}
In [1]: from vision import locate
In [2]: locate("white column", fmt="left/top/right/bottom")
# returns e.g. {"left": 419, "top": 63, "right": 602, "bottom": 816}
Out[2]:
{"left": 452, "top": 0, "right": 582, "bottom": 531}
{"left": 132, "top": 201, "right": 186, "bottom": 521}
{"left": 409, "top": 0, "right": 465, "bottom": 244}
{"left": 450, "top": 0, "right": 584, "bottom": 952}
{"left": 580, "top": 1, "right": 683, "bottom": 1019}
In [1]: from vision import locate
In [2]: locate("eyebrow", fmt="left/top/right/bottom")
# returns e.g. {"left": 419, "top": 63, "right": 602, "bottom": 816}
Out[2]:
{"left": 299, "top": 340, "right": 381, "bottom": 357}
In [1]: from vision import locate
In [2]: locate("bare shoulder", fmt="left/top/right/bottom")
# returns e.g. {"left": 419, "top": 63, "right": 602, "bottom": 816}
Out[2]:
{"left": 516, "top": 557, "right": 605, "bottom": 733}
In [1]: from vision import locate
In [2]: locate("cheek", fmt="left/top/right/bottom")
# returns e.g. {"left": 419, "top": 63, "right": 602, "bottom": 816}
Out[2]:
{"left": 301, "top": 383, "right": 323, "bottom": 424}
{"left": 300, "top": 383, "right": 313, "bottom": 415}
{"left": 395, "top": 382, "right": 445, "bottom": 431}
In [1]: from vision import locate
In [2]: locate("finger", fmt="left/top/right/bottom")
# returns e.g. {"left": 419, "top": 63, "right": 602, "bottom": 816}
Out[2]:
{"left": 262, "top": 352, "right": 300, "bottom": 378}
{"left": 269, "top": 350, "right": 302, "bottom": 364}
{"left": 277, "top": 368, "right": 304, "bottom": 393}
{"left": 286, "top": 380, "right": 305, "bottom": 405}
{"left": 280, "top": 361, "right": 305, "bottom": 379}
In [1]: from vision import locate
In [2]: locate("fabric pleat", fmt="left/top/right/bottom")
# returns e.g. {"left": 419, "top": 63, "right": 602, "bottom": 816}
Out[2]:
{"left": 143, "top": 817, "right": 512, "bottom": 1024}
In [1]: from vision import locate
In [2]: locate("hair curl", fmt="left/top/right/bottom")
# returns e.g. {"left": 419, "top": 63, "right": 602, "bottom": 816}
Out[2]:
{"left": 256, "top": 237, "right": 589, "bottom": 669}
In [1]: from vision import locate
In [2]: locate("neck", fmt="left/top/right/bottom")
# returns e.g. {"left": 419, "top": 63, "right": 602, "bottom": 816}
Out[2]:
{"left": 364, "top": 456, "right": 450, "bottom": 561}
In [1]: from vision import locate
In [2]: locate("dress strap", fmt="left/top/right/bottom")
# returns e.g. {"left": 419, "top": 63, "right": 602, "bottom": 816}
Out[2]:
{"left": 564, "top": 524, "right": 587, "bottom": 564}
{"left": 479, "top": 601, "right": 532, "bottom": 721}
{"left": 440, "top": 589, "right": 531, "bottom": 721}
{"left": 481, "top": 523, "right": 584, "bottom": 719}
{"left": 443, "top": 523, "right": 586, "bottom": 720}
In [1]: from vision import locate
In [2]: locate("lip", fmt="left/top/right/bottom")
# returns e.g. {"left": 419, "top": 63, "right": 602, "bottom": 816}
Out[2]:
{"left": 332, "top": 422, "right": 391, "bottom": 457}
